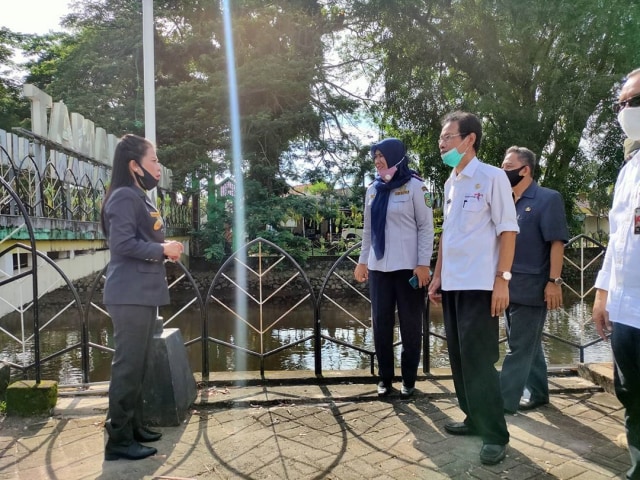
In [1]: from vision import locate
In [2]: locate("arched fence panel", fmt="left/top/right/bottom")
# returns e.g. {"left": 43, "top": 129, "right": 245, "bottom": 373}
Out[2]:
{"left": 542, "top": 234, "right": 608, "bottom": 364}
{"left": 315, "top": 244, "right": 376, "bottom": 374}
{"left": 315, "top": 244, "right": 452, "bottom": 377}
{"left": 0, "top": 243, "right": 86, "bottom": 383}
{"left": 0, "top": 175, "right": 44, "bottom": 383}
{"left": 82, "top": 260, "right": 204, "bottom": 385}
{"left": 204, "top": 238, "right": 317, "bottom": 378}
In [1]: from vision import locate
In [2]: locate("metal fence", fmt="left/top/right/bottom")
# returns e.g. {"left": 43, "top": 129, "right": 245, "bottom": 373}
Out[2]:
{"left": 0, "top": 131, "right": 610, "bottom": 384}
{"left": 0, "top": 202, "right": 609, "bottom": 386}
{"left": 0, "top": 128, "right": 191, "bottom": 235}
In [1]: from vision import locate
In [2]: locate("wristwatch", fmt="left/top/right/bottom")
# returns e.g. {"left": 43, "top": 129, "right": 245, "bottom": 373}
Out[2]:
{"left": 548, "top": 277, "right": 564, "bottom": 286}
{"left": 496, "top": 271, "right": 512, "bottom": 281}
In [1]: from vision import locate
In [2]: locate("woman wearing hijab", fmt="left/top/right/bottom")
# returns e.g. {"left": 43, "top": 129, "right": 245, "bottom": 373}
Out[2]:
{"left": 354, "top": 138, "right": 434, "bottom": 397}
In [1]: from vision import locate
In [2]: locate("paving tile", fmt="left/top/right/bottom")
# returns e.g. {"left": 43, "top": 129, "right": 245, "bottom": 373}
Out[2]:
{"left": 0, "top": 369, "right": 634, "bottom": 479}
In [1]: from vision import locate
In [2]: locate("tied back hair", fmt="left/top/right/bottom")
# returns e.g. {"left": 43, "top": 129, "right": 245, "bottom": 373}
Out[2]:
{"left": 100, "top": 134, "right": 152, "bottom": 234}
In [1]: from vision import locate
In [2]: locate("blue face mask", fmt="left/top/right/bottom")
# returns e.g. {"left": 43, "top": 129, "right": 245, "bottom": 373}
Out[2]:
{"left": 441, "top": 146, "right": 465, "bottom": 168}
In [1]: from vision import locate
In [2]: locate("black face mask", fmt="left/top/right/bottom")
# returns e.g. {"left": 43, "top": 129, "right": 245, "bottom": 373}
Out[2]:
{"left": 504, "top": 165, "right": 526, "bottom": 187}
{"left": 135, "top": 165, "right": 159, "bottom": 190}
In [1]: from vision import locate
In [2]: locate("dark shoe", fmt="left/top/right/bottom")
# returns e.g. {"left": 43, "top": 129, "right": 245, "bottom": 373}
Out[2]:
{"left": 480, "top": 443, "right": 507, "bottom": 465}
{"left": 134, "top": 426, "right": 162, "bottom": 443}
{"left": 518, "top": 398, "right": 549, "bottom": 411}
{"left": 444, "top": 421, "right": 477, "bottom": 436}
{"left": 105, "top": 440, "right": 157, "bottom": 461}
{"left": 400, "top": 384, "right": 415, "bottom": 398}
{"left": 377, "top": 381, "right": 392, "bottom": 397}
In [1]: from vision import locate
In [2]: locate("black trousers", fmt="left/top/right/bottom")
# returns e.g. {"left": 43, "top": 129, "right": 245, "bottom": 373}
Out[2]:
{"left": 369, "top": 269, "right": 424, "bottom": 388}
{"left": 611, "top": 322, "right": 640, "bottom": 480}
{"left": 105, "top": 304, "right": 156, "bottom": 444}
{"left": 442, "top": 290, "right": 509, "bottom": 445}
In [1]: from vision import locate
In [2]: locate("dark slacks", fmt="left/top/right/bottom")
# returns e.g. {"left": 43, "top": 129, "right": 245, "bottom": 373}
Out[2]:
{"left": 369, "top": 269, "right": 424, "bottom": 388}
{"left": 442, "top": 289, "right": 509, "bottom": 445}
{"left": 611, "top": 322, "right": 640, "bottom": 480}
{"left": 105, "top": 304, "right": 157, "bottom": 444}
{"left": 500, "top": 303, "right": 549, "bottom": 412}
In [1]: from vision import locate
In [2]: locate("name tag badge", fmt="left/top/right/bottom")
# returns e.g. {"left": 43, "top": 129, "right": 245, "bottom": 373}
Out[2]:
{"left": 635, "top": 207, "right": 640, "bottom": 234}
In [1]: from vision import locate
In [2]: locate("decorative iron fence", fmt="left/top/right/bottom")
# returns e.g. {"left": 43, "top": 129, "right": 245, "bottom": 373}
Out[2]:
{"left": 0, "top": 128, "right": 191, "bottom": 236}
{"left": 542, "top": 234, "right": 607, "bottom": 363}
{"left": 0, "top": 132, "right": 610, "bottom": 384}
{"left": 1, "top": 213, "right": 609, "bottom": 386}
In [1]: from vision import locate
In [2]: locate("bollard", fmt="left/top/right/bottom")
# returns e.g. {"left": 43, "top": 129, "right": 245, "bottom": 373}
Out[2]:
{"left": 142, "top": 317, "right": 197, "bottom": 426}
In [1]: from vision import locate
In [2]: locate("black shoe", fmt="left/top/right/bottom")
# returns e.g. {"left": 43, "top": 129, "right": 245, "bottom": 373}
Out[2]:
{"left": 134, "top": 426, "right": 162, "bottom": 442}
{"left": 480, "top": 443, "right": 507, "bottom": 465}
{"left": 400, "top": 384, "right": 415, "bottom": 398}
{"left": 377, "top": 381, "right": 392, "bottom": 397}
{"left": 444, "top": 421, "right": 477, "bottom": 436}
{"left": 105, "top": 440, "right": 157, "bottom": 461}
{"left": 518, "top": 398, "right": 549, "bottom": 411}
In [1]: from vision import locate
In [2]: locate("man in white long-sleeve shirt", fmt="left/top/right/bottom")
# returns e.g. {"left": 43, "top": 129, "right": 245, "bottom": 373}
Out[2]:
{"left": 593, "top": 67, "right": 640, "bottom": 480}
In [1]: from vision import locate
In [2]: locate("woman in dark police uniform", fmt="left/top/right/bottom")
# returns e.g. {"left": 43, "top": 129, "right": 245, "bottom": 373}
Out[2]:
{"left": 101, "top": 134, "right": 183, "bottom": 461}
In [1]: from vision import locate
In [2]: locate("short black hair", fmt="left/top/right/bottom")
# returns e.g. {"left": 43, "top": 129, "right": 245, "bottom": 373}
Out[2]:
{"left": 505, "top": 146, "right": 537, "bottom": 171}
{"left": 441, "top": 111, "right": 482, "bottom": 152}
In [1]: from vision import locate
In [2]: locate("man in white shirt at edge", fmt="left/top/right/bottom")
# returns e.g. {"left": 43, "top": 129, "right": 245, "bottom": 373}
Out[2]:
{"left": 593, "top": 67, "right": 640, "bottom": 480}
{"left": 428, "top": 111, "right": 519, "bottom": 466}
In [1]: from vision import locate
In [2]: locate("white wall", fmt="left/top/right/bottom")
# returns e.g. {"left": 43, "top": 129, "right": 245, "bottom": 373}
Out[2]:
{"left": 0, "top": 250, "right": 110, "bottom": 318}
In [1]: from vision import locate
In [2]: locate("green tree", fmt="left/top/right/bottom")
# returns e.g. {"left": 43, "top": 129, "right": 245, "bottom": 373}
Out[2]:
{"left": 335, "top": 0, "right": 640, "bottom": 234}
{"left": 0, "top": 28, "right": 30, "bottom": 130}
{"left": 17, "top": 0, "right": 357, "bottom": 255}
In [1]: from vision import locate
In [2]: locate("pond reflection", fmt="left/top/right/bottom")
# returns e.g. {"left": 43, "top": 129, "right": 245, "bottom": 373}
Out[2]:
{"left": 0, "top": 293, "right": 612, "bottom": 385}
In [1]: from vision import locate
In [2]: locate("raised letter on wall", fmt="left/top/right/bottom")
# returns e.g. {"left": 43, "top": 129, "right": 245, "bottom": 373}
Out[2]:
{"left": 23, "top": 84, "right": 52, "bottom": 136}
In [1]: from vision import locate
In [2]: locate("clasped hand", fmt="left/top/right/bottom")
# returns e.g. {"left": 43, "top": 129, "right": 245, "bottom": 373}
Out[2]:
{"left": 163, "top": 241, "right": 184, "bottom": 262}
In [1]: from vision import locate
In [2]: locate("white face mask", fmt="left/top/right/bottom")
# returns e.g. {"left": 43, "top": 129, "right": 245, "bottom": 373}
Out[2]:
{"left": 618, "top": 107, "right": 640, "bottom": 141}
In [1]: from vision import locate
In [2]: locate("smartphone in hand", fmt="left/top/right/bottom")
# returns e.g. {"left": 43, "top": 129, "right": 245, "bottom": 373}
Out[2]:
{"left": 408, "top": 274, "right": 420, "bottom": 289}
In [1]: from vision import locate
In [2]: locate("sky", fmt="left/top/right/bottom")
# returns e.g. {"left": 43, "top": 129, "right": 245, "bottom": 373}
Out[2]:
{"left": 1, "top": 0, "right": 71, "bottom": 34}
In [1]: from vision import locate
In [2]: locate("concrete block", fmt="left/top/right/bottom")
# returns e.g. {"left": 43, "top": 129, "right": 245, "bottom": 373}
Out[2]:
{"left": 578, "top": 363, "right": 614, "bottom": 395}
{"left": 6, "top": 380, "right": 58, "bottom": 416}
{"left": 142, "top": 328, "right": 197, "bottom": 426}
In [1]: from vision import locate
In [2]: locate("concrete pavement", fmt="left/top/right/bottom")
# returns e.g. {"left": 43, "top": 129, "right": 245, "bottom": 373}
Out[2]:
{"left": 0, "top": 365, "right": 631, "bottom": 479}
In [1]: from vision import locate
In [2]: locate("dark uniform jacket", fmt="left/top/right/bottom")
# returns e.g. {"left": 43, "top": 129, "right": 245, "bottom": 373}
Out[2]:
{"left": 510, "top": 181, "right": 568, "bottom": 306}
{"left": 102, "top": 185, "right": 170, "bottom": 306}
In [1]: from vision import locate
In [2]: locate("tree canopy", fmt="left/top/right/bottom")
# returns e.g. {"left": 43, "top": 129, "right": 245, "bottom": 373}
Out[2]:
{"left": 2, "top": 0, "right": 640, "bottom": 254}
{"left": 335, "top": 0, "right": 640, "bottom": 229}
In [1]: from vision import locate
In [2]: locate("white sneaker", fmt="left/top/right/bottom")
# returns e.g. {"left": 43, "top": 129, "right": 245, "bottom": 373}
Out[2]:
{"left": 400, "top": 384, "right": 415, "bottom": 398}
{"left": 377, "top": 382, "right": 391, "bottom": 396}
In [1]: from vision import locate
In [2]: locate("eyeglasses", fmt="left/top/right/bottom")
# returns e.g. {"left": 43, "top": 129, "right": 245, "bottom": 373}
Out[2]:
{"left": 613, "top": 93, "right": 640, "bottom": 114}
{"left": 438, "top": 133, "right": 463, "bottom": 143}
